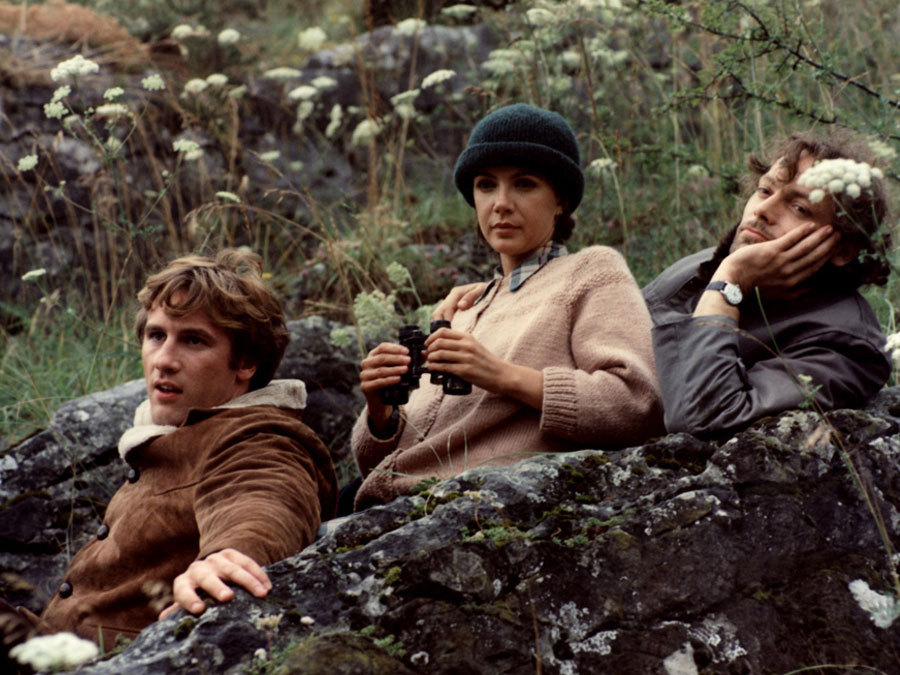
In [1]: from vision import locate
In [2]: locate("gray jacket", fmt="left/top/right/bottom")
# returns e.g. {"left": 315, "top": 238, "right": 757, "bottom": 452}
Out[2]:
{"left": 643, "top": 248, "right": 891, "bottom": 436}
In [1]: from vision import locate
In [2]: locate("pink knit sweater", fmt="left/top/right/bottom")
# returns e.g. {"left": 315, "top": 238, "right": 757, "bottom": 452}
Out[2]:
{"left": 351, "top": 246, "right": 664, "bottom": 508}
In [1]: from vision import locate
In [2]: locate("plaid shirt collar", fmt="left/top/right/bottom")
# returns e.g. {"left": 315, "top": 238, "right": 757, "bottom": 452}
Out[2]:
{"left": 475, "top": 241, "right": 568, "bottom": 304}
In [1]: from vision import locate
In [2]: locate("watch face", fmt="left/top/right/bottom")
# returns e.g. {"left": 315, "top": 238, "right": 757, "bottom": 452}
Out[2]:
{"left": 724, "top": 284, "right": 742, "bottom": 305}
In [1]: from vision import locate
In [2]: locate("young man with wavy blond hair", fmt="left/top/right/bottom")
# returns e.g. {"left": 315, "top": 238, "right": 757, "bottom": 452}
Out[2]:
{"left": 22, "top": 249, "right": 336, "bottom": 645}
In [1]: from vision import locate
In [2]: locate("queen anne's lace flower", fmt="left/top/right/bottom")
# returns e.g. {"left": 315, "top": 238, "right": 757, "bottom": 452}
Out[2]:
{"left": 351, "top": 118, "right": 381, "bottom": 146}
{"left": 798, "top": 158, "right": 883, "bottom": 203}
{"left": 206, "top": 73, "right": 228, "bottom": 86}
{"left": 216, "top": 191, "right": 241, "bottom": 203}
{"left": 391, "top": 89, "right": 420, "bottom": 106}
{"left": 17, "top": 154, "right": 38, "bottom": 172}
{"left": 288, "top": 85, "right": 317, "bottom": 101}
{"left": 394, "top": 103, "right": 416, "bottom": 120}
{"left": 50, "top": 54, "right": 99, "bottom": 81}
{"left": 171, "top": 24, "right": 195, "bottom": 40}
{"left": 588, "top": 158, "right": 616, "bottom": 175}
{"left": 44, "top": 101, "right": 66, "bottom": 119}
{"left": 397, "top": 18, "right": 426, "bottom": 35}
{"left": 173, "top": 139, "right": 200, "bottom": 154}
{"left": 421, "top": 69, "right": 456, "bottom": 89}
{"left": 103, "top": 87, "right": 124, "bottom": 100}
{"left": 325, "top": 104, "right": 343, "bottom": 138}
{"left": 141, "top": 74, "right": 165, "bottom": 91}
{"left": 386, "top": 262, "right": 410, "bottom": 287}
{"left": 93, "top": 103, "right": 131, "bottom": 119}
{"left": 441, "top": 4, "right": 478, "bottom": 20}
{"left": 298, "top": 27, "right": 327, "bottom": 51}
{"left": 263, "top": 67, "right": 302, "bottom": 80}
{"left": 10, "top": 632, "right": 98, "bottom": 671}
{"left": 50, "top": 87, "right": 70, "bottom": 104}
{"left": 259, "top": 150, "right": 280, "bottom": 162}
{"left": 21, "top": 267, "right": 46, "bottom": 281}
{"left": 217, "top": 28, "right": 240, "bottom": 45}
{"left": 311, "top": 76, "right": 337, "bottom": 90}
{"left": 526, "top": 8, "right": 555, "bottom": 26}
{"left": 183, "top": 78, "right": 209, "bottom": 95}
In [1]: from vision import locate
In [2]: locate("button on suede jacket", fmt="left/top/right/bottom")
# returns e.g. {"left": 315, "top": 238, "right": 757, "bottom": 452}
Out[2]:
{"left": 38, "top": 380, "right": 337, "bottom": 645}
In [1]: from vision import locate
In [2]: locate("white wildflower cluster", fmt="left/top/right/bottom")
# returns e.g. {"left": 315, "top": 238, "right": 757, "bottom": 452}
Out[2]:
{"left": 351, "top": 118, "right": 381, "bottom": 146}
{"left": 560, "top": 49, "right": 582, "bottom": 71}
{"left": 526, "top": 8, "right": 555, "bottom": 27}
{"left": 17, "top": 154, "right": 38, "bottom": 172}
{"left": 173, "top": 138, "right": 203, "bottom": 161}
{"left": 21, "top": 267, "right": 47, "bottom": 281}
{"left": 259, "top": 150, "right": 280, "bottom": 162}
{"left": 298, "top": 27, "right": 327, "bottom": 51}
{"left": 885, "top": 333, "right": 900, "bottom": 370}
{"left": 391, "top": 89, "right": 420, "bottom": 107}
{"left": 10, "top": 632, "right": 99, "bottom": 672}
{"left": 421, "top": 69, "right": 456, "bottom": 89}
{"left": 183, "top": 78, "right": 209, "bottom": 95}
{"left": 172, "top": 24, "right": 208, "bottom": 40}
{"left": 587, "top": 157, "right": 616, "bottom": 175}
{"left": 288, "top": 85, "right": 318, "bottom": 101}
{"left": 50, "top": 54, "right": 99, "bottom": 81}
{"left": 44, "top": 101, "right": 67, "bottom": 119}
{"left": 869, "top": 138, "right": 898, "bottom": 162}
{"left": 206, "top": 73, "right": 228, "bottom": 87}
{"left": 391, "top": 90, "right": 418, "bottom": 119}
{"left": 352, "top": 289, "right": 400, "bottom": 344}
{"left": 105, "top": 136, "right": 123, "bottom": 155}
{"left": 325, "top": 104, "right": 343, "bottom": 138}
{"left": 311, "top": 76, "right": 337, "bottom": 90}
{"left": 103, "top": 86, "right": 124, "bottom": 100}
{"left": 142, "top": 73, "right": 165, "bottom": 91}
{"left": 329, "top": 325, "right": 355, "bottom": 348}
{"left": 295, "top": 101, "right": 315, "bottom": 126}
{"left": 797, "top": 158, "right": 883, "bottom": 203}
{"left": 51, "top": 85, "right": 71, "bottom": 102}
{"left": 441, "top": 4, "right": 478, "bottom": 20}
{"left": 263, "top": 67, "right": 302, "bottom": 80}
{"left": 591, "top": 45, "right": 629, "bottom": 67}
{"left": 216, "top": 191, "right": 241, "bottom": 203}
{"left": 386, "top": 261, "right": 410, "bottom": 287}
{"left": 397, "top": 18, "right": 426, "bottom": 36}
{"left": 482, "top": 48, "right": 522, "bottom": 76}
{"left": 217, "top": 28, "right": 241, "bottom": 45}
{"left": 394, "top": 103, "right": 417, "bottom": 121}
{"left": 93, "top": 103, "right": 131, "bottom": 119}
{"left": 686, "top": 164, "right": 710, "bottom": 180}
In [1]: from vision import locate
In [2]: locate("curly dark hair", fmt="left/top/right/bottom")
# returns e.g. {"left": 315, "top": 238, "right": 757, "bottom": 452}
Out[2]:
{"left": 134, "top": 249, "right": 290, "bottom": 391}
{"left": 705, "top": 130, "right": 892, "bottom": 288}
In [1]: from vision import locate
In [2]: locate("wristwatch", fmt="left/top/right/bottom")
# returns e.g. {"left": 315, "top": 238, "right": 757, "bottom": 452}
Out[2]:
{"left": 706, "top": 280, "right": 743, "bottom": 305}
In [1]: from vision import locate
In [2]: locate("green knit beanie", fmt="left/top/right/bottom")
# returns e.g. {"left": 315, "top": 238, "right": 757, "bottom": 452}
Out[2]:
{"left": 453, "top": 103, "right": 584, "bottom": 210}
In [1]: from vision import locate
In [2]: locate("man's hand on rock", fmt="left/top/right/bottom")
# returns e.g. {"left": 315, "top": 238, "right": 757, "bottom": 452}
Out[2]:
{"left": 158, "top": 548, "right": 272, "bottom": 620}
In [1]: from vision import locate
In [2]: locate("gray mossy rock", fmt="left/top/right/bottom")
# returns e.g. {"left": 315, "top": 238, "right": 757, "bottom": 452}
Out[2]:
{"left": 73, "top": 390, "right": 900, "bottom": 674}
{"left": 0, "top": 316, "right": 363, "bottom": 614}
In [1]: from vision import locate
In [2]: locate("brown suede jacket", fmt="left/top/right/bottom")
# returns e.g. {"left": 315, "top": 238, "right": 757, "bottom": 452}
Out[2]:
{"left": 37, "top": 380, "right": 336, "bottom": 645}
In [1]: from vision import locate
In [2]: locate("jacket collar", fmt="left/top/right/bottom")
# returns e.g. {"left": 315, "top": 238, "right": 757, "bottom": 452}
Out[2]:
{"left": 117, "top": 379, "right": 307, "bottom": 461}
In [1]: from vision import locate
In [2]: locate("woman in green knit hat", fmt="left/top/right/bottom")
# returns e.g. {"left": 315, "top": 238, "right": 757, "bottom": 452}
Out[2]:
{"left": 348, "top": 104, "right": 663, "bottom": 511}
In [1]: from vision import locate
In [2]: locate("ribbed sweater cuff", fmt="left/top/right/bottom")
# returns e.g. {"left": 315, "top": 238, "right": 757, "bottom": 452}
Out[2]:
{"left": 540, "top": 367, "right": 578, "bottom": 436}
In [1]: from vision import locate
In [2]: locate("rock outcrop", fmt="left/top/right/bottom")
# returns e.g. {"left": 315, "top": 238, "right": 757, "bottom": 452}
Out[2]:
{"left": 10, "top": 389, "right": 898, "bottom": 673}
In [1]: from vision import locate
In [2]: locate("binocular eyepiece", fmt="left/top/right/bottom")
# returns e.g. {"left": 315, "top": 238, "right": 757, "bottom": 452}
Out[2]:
{"left": 379, "top": 320, "right": 473, "bottom": 406}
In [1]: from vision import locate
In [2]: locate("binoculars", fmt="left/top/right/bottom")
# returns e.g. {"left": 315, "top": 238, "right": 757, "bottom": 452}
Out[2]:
{"left": 379, "top": 320, "right": 472, "bottom": 406}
